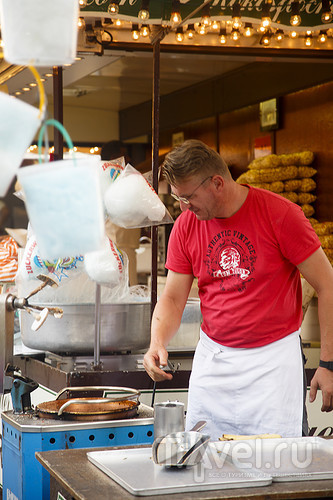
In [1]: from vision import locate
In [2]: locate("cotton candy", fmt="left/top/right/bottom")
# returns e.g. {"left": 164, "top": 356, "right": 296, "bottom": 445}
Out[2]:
{"left": 84, "top": 236, "right": 124, "bottom": 286}
{"left": 104, "top": 168, "right": 166, "bottom": 228}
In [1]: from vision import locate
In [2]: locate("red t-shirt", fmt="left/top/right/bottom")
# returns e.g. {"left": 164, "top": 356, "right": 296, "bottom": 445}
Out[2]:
{"left": 166, "top": 186, "right": 321, "bottom": 348}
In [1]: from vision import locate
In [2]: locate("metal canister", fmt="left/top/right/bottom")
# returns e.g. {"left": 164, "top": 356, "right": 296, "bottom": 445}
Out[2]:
{"left": 153, "top": 401, "right": 185, "bottom": 439}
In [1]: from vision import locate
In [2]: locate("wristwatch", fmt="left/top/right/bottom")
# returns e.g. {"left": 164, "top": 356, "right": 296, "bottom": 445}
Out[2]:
{"left": 319, "top": 360, "right": 333, "bottom": 370}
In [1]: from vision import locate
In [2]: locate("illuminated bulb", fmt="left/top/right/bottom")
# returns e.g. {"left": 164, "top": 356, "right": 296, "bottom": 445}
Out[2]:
{"left": 275, "top": 29, "right": 284, "bottom": 41}
{"left": 201, "top": 4, "right": 212, "bottom": 27}
{"left": 290, "top": 2, "right": 301, "bottom": 26}
{"left": 90, "top": 147, "right": 95, "bottom": 154}
{"left": 211, "top": 20, "right": 220, "bottom": 31}
{"left": 175, "top": 27, "right": 184, "bottom": 42}
{"left": 40, "top": 78, "right": 46, "bottom": 82}
{"left": 108, "top": 2, "right": 119, "bottom": 15}
{"left": 258, "top": 25, "right": 266, "bottom": 33}
{"left": 140, "top": 24, "right": 150, "bottom": 37}
{"left": 170, "top": 0, "right": 182, "bottom": 25}
{"left": 261, "top": 16, "right": 271, "bottom": 28}
{"left": 94, "top": 146, "right": 99, "bottom": 151}
{"left": 305, "top": 34, "right": 313, "bottom": 46}
{"left": 138, "top": 0, "right": 150, "bottom": 22}
{"left": 198, "top": 24, "right": 206, "bottom": 35}
{"left": 79, "top": 0, "right": 87, "bottom": 7}
{"left": 186, "top": 24, "right": 195, "bottom": 39}
{"left": 244, "top": 23, "right": 254, "bottom": 37}
{"left": 219, "top": 28, "right": 227, "bottom": 44}
{"left": 15, "top": 91, "right": 22, "bottom": 96}
{"left": 260, "top": 30, "right": 272, "bottom": 45}
{"left": 75, "top": 56, "right": 83, "bottom": 61}
{"left": 22, "top": 87, "right": 30, "bottom": 92}
{"left": 232, "top": 3, "right": 242, "bottom": 29}
{"left": 289, "top": 30, "right": 298, "bottom": 38}
{"left": 115, "top": 18, "right": 122, "bottom": 27}
{"left": 29, "top": 82, "right": 37, "bottom": 87}
{"left": 73, "top": 147, "right": 78, "bottom": 152}
{"left": 318, "top": 29, "right": 328, "bottom": 42}
{"left": 44, "top": 73, "right": 53, "bottom": 77}
{"left": 78, "top": 17, "right": 85, "bottom": 29}
{"left": 321, "top": 0, "right": 333, "bottom": 23}
{"left": 230, "top": 28, "right": 241, "bottom": 41}
{"left": 131, "top": 24, "right": 140, "bottom": 40}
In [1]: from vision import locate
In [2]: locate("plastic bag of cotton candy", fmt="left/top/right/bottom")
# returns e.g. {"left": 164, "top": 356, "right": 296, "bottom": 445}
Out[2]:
{"left": 104, "top": 163, "right": 173, "bottom": 228}
{"left": 84, "top": 235, "right": 128, "bottom": 288}
{"left": 15, "top": 234, "right": 85, "bottom": 299}
{"left": 98, "top": 156, "right": 125, "bottom": 200}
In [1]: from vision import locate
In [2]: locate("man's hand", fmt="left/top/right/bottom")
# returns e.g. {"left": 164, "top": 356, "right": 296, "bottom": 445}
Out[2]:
{"left": 143, "top": 345, "right": 173, "bottom": 382}
{"left": 309, "top": 367, "right": 333, "bottom": 411}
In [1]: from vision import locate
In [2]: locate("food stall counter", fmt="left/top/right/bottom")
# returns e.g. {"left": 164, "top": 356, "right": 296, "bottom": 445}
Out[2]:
{"left": 36, "top": 445, "right": 333, "bottom": 500}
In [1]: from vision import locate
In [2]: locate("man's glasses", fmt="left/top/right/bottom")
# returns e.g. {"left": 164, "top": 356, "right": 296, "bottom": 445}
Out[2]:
{"left": 171, "top": 176, "right": 212, "bottom": 205}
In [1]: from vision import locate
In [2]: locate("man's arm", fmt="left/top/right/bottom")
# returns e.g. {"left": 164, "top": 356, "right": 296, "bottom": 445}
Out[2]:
{"left": 143, "top": 271, "right": 194, "bottom": 382}
{"left": 297, "top": 247, "right": 333, "bottom": 411}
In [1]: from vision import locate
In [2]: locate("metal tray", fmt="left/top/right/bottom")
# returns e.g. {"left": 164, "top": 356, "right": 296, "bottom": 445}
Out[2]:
{"left": 87, "top": 445, "right": 271, "bottom": 496}
{"left": 215, "top": 436, "right": 333, "bottom": 482}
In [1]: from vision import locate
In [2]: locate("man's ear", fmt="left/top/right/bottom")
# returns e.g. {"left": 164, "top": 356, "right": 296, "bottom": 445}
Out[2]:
{"left": 211, "top": 175, "right": 225, "bottom": 191}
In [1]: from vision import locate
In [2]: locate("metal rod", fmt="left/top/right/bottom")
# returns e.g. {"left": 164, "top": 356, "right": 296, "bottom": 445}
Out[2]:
{"left": 52, "top": 66, "right": 64, "bottom": 160}
{"left": 93, "top": 284, "right": 101, "bottom": 368}
{"left": 150, "top": 38, "right": 161, "bottom": 320}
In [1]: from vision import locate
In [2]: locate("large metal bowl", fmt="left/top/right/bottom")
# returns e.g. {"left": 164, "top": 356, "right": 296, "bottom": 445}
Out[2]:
{"left": 20, "top": 302, "right": 151, "bottom": 353}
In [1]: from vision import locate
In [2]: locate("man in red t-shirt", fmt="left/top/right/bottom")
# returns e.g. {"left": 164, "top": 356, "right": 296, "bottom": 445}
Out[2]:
{"left": 143, "top": 140, "right": 333, "bottom": 439}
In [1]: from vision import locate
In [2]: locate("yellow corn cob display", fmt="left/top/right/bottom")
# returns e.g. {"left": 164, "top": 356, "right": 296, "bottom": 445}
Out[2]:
{"left": 279, "top": 151, "right": 314, "bottom": 166}
{"left": 236, "top": 172, "right": 251, "bottom": 184}
{"left": 299, "top": 178, "right": 316, "bottom": 193}
{"left": 280, "top": 192, "right": 298, "bottom": 203}
{"left": 319, "top": 235, "right": 333, "bottom": 248}
{"left": 301, "top": 204, "right": 315, "bottom": 217}
{"left": 248, "top": 154, "right": 280, "bottom": 170}
{"left": 284, "top": 179, "right": 302, "bottom": 192}
{"left": 298, "top": 166, "right": 317, "bottom": 178}
{"left": 298, "top": 193, "right": 316, "bottom": 204}
{"left": 246, "top": 166, "right": 298, "bottom": 183}
{"left": 250, "top": 181, "right": 284, "bottom": 193}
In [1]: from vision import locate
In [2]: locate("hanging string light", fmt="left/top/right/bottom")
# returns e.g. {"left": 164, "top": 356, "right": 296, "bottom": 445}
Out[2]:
{"left": 170, "top": 0, "right": 182, "bottom": 25}
{"left": 219, "top": 27, "right": 227, "bottom": 44}
{"left": 131, "top": 23, "right": 140, "bottom": 40}
{"left": 140, "top": 24, "right": 150, "bottom": 37}
{"left": 244, "top": 23, "right": 254, "bottom": 37}
{"left": 108, "top": 1, "right": 119, "bottom": 15}
{"left": 318, "top": 29, "right": 328, "bottom": 42}
{"left": 77, "top": 17, "right": 85, "bottom": 30}
{"left": 230, "top": 28, "right": 241, "bottom": 41}
{"left": 138, "top": 0, "right": 150, "bottom": 22}
{"left": 321, "top": 0, "right": 333, "bottom": 23}
{"left": 186, "top": 24, "right": 195, "bottom": 39}
{"left": 232, "top": 2, "right": 242, "bottom": 29}
{"left": 290, "top": 1, "right": 301, "bottom": 26}
{"left": 261, "top": 2, "right": 271, "bottom": 30}
{"left": 79, "top": 0, "right": 88, "bottom": 7}
{"left": 201, "top": 4, "right": 212, "bottom": 27}
{"left": 304, "top": 31, "right": 313, "bottom": 46}
{"left": 260, "top": 29, "right": 272, "bottom": 45}
{"left": 211, "top": 20, "right": 220, "bottom": 31}
{"left": 274, "top": 28, "right": 284, "bottom": 41}
{"left": 176, "top": 27, "right": 184, "bottom": 42}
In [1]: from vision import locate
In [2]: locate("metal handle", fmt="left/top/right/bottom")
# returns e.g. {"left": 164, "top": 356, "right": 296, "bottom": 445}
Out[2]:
{"left": 55, "top": 386, "right": 141, "bottom": 401}
{"left": 57, "top": 398, "right": 123, "bottom": 416}
{"left": 190, "top": 420, "right": 207, "bottom": 433}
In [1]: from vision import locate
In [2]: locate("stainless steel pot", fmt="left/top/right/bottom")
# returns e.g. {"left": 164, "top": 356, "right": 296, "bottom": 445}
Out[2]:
{"left": 20, "top": 302, "right": 151, "bottom": 353}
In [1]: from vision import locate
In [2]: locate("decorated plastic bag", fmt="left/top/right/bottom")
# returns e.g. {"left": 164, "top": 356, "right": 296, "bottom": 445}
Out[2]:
{"left": 18, "top": 119, "right": 105, "bottom": 260}
{"left": 104, "top": 164, "right": 173, "bottom": 228}
{"left": 0, "top": 236, "right": 19, "bottom": 282}
{"left": 98, "top": 156, "right": 125, "bottom": 198}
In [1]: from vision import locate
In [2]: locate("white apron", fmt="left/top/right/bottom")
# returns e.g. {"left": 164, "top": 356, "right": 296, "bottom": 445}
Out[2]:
{"left": 185, "top": 329, "right": 304, "bottom": 441}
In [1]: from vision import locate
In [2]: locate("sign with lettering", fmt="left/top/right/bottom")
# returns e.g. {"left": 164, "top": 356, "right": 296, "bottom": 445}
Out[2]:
{"left": 81, "top": 1, "right": 333, "bottom": 30}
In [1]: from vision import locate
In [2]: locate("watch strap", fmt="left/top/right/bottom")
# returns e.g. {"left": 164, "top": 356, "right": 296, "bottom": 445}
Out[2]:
{"left": 319, "top": 360, "right": 333, "bottom": 370}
